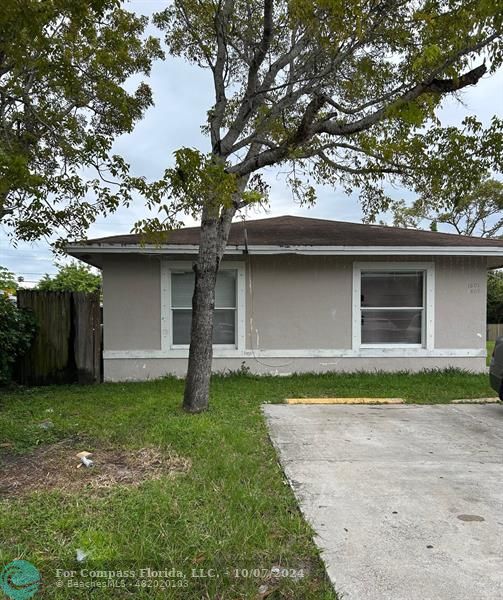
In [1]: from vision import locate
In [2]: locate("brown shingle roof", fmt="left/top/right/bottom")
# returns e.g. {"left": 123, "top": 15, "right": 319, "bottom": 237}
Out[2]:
{"left": 78, "top": 215, "right": 503, "bottom": 248}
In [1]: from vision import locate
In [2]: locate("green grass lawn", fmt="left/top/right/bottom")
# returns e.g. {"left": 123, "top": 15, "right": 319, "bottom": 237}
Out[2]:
{"left": 0, "top": 370, "right": 496, "bottom": 598}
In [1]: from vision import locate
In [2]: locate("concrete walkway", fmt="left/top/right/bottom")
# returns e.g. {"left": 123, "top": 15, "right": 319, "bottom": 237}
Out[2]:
{"left": 264, "top": 403, "right": 503, "bottom": 600}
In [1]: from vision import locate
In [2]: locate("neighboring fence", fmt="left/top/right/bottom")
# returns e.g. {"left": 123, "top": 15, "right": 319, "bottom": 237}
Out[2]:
{"left": 16, "top": 290, "right": 102, "bottom": 385}
{"left": 487, "top": 323, "right": 503, "bottom": 341}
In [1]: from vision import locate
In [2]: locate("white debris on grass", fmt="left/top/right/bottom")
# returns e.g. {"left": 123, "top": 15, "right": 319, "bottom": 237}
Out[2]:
{"left": 76, "top": 549, "right": 87, "bottom": 562}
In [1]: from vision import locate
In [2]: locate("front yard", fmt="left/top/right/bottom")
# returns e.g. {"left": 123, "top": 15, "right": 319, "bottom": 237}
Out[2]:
{"left": 0, "top": 370, "right": 495, "bottom": 598}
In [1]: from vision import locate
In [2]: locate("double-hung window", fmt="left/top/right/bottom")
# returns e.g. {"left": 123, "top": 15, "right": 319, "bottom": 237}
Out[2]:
{"left": 170, "top": 269, "right": 238, "bottom": 347}
{"left": 353, "top": 263, "right": 434, "bottom": 349}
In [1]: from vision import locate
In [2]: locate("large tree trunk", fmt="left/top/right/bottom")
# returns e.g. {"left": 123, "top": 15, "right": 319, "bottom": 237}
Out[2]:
{"left": 182, "top": 206, "right": 236, "bottom": 412}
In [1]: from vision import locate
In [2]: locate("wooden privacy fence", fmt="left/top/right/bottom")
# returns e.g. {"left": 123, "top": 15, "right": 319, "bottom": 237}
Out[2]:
{"left": 16, "top": 291, "right": 102, "bottom": 385}
{"left": 487, "top": 323, "right": 503, "bottom": 341}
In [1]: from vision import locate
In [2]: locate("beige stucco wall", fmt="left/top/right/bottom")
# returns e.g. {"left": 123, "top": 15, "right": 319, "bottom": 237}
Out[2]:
{"left": 434, "top": 256, "right": 486, "bottom": 348}
{"left": 102, "top": 255, "right": 162, "bottom": 350}
{"left": 246, "top": 255, "right": 352, "bottom": 349}
{"left": 246, "top": 254, "right": 487, "bottom": 351}
{"left": 101, "top": 253, "right": 488, "bottom": 380}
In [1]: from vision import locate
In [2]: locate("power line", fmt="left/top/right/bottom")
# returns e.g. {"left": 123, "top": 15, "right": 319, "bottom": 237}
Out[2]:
{"left": 9, "top": 272, "right": 52, "bottom": 276}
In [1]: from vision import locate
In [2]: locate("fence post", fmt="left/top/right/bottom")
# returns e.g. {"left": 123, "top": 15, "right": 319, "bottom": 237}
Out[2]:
{"left": 73, "top": 291, "right": 102, "bottom": 383}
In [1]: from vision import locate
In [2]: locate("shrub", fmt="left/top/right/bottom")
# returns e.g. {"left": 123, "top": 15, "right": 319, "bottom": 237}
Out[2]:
{"left": 0, "top": 293, "right": 36, "bottom": 385}
{"left": 37, "top": 262, "right": 101, "bottom": 293}
{"left": 488, "top": 271, "right": 503, "bottom": 323}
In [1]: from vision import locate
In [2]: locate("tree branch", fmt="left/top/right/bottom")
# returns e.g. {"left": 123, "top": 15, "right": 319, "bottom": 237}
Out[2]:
{"left": 229, "top": 93, "right": 328, "bottom": 175}
{"left": 210, "top": 0, "right": 233, "bottom": 152}
{"left": 315, "top": 149, "right": 406, "bottom": 175}
{"left": 315, "top": 63, "right": 488, "bottom": 137}
{"left": 219, "top": 0, "right": 274, "bottom": 155}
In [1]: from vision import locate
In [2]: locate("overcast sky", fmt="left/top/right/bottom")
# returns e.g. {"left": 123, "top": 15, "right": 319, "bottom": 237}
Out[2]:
{"left": 1, "top": 0, "right": 502, "bottom": 285}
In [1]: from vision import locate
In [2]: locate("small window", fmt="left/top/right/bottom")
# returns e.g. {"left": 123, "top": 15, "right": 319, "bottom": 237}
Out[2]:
{"left": 171, "top": 270, "right": 237, "bottom": 345}
{"left": 360, "top": 271, "right": 424, "bottom": 345}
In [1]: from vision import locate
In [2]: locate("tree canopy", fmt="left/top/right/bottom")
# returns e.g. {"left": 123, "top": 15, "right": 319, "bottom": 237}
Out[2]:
{"left": 0, "top": 0, "right": 162, "bottom": 248}
{"left": 37, "top": 262, "right": 101, "bottom": 293}
{"left": 137, "top": 0, "right": 503, "bottom": 234}
{"left": 381, "top": 178, "right": 503, "bottom": 237}
{"left": 0, "top": 266, "right": 20, "bottom": 294}
{"left": 488, "top": 270, "right": 503, "bottom": 323}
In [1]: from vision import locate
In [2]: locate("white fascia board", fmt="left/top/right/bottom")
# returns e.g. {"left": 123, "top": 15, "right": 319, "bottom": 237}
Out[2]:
{"left": 243, "top": 245, "right": 503, "bottom": 256}
{"left": 66, "top": 244, "right": 239, "bottom": 255}
{"left": 66, "top": 243, "right": 503, "bottom": 257}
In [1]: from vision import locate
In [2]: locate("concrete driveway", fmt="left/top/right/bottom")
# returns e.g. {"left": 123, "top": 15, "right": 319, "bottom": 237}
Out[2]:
{"left": 263, "top": 403, "right": 503, "bottom": 600}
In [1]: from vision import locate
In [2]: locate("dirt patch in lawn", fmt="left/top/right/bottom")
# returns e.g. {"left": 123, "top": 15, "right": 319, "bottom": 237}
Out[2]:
{"left": 0, "top": 439, "right": 191, "bottom": 498}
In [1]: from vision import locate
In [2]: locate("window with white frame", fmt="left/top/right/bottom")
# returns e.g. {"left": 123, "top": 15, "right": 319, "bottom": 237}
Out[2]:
{"left": 353, "top": 263, "right": 434, "bottom": 349}
{"left": 171, "top": 269, "right": 238, "bottom": 346}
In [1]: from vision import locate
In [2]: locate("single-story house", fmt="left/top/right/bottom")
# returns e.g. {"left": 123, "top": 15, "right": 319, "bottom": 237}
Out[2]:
{"left": 67, "top": 215, "right": 503, "bottom": 381}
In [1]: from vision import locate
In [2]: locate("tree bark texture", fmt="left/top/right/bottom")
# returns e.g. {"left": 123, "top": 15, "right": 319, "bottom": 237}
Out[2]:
{"left": 182, "top": 206, "right": 237, "bottom": 412}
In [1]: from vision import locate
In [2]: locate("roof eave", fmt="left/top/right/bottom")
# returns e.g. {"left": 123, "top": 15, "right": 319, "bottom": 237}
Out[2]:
{"left": 66, "top": 243, "right": 503, "bottom": 258}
